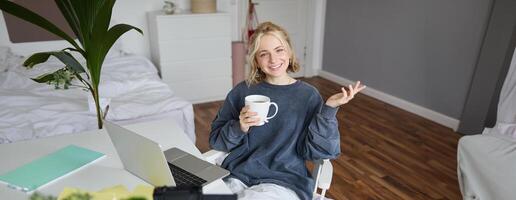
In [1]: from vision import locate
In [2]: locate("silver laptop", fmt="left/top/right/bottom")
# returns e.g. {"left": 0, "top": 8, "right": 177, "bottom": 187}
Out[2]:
{"left": 104, "top": 121, "right": 229, "bottom": 187}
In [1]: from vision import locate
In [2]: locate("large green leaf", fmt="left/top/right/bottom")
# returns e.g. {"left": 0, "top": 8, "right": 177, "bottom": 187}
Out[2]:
{"left": 32, "top": 67, "right": 75, "bottom": 89}
{"left": 62, "top": 47, "right": 86, "bottom": 58}
{"left": 54, "top": 0, "right": 106, "bottom": 49}
{"left": 24, "top": 51, "right": 85, "bottom": 73}
{"left": 55, "top": 0, "right": 84, "bottom": 45}
{"left": 23, "top": 53, "right": 53, "bottom": 69}
{"left": 102, "top": 24, "right": 143, "bottom": 57}
{"left": 87, "top": 24, "right": 142, "bottom": 87}
{"left": 0, "top": 0, "right": 82, "bottom": 51}
{"left": 32, "top": 72, "right": 55, "bottom": 83}
{"left": 92, "top": 0, "right": 115, "bottom": 38}
{"left": 86, "top": 0, "right": 117, "bottom": 87}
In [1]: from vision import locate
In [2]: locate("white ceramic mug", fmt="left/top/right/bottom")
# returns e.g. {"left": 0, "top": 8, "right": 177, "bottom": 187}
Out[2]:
{"left": 245, "top": 95, "right": 278, "bottom": 126}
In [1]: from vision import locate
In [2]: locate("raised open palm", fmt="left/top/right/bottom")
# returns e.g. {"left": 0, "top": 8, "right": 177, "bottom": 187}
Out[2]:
{"left": 326, "top": 81, "right": 366, "bottom": 108}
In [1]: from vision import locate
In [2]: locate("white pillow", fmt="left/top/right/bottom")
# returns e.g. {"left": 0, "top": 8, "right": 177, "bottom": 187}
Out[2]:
{"left": 5, "top": 53, "right": 24, "bottom": 71}
{"left": 0, "top": 46, "right": 11, "bottom": 72}
{"left": 0, "top": 46, "right": 24, "bottom": 73}
{"left": 5, "top": 39, "right": 125, "bottom": 73}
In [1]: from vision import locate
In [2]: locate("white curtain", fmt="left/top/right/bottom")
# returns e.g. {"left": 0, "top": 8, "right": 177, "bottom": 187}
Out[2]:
{"left": 485, "top": 47, "right": 516, "bottom": 137}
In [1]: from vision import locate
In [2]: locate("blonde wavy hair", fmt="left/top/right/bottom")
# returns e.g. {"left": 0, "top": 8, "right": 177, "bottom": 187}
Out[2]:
{"left": 246, "top": 21, "right": 300, "bottom": 85}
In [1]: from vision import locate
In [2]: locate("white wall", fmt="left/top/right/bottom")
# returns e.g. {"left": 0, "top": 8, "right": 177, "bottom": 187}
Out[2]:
{"left": 0, "top": 0, "right": 239, "bottom": 58}
{"left": 112, "top": 0, "right": 239, "bottom": 58}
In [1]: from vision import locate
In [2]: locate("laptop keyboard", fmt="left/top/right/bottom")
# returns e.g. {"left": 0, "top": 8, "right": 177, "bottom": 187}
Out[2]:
{"left": 168, "top": 163, "right": 208, "bottom": 187}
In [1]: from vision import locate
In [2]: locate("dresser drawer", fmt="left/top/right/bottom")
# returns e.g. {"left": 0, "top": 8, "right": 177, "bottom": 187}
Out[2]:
{"left": 158, "top": 37, "right": 231, "bottom": 63}
{"left": 156, "top": 14, "right": 230, "bottom": 39}
{"left": 160, "top": 59, "right": 232, "bottom": 83}
{"left": 148, "top": 11, "right": 233, "bottom": 103}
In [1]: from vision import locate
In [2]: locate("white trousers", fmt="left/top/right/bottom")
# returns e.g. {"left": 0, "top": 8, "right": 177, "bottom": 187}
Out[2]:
{"left": 223, "top": 177, "right": 300, "bottom": 200}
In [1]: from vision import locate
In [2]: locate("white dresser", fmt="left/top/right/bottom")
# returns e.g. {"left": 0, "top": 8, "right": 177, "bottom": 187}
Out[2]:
{"left": 147, "top": 11, "right": 232, "bottom": 103}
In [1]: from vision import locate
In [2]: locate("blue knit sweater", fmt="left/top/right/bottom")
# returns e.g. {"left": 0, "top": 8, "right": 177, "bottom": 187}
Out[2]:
{"left": 209, "top": 80, "right": 341, "bottom": 200}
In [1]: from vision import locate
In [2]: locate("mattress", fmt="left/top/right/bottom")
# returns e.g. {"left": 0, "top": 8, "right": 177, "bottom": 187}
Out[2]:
{"left": 0, "top": 55, "right": 195, "bottom": 143}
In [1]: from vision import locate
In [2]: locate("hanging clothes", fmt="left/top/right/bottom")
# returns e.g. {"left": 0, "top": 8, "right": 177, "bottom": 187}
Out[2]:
{"left": 243, "top": 0, "right": 259, "bottom": 45}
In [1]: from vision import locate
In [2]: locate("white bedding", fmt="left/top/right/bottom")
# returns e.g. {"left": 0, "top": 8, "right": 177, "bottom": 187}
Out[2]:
{"left": 0, "top": 55, "right": 195, "bottom": 143}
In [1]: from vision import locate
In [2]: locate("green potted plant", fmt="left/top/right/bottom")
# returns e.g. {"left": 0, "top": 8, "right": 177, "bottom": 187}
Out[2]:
{"left": 0, "top": 0, "right": 142, "bottom": 129}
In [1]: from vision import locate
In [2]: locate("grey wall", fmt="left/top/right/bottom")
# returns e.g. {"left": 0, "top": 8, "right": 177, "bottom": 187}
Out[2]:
{"left": 458, "top": 0, "right": 516, "bottom": 134}
{"left": 322, "top": 0, "right": 492, "bottom": 119}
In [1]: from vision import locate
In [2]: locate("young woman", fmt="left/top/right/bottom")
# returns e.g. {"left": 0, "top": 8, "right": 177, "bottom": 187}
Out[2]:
{"left": 209, "top": 22, "right": 366, "bottom": 200}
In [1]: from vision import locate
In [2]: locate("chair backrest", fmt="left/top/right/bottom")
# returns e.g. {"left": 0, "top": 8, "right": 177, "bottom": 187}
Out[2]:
{"left": 311, "top": 159, "right": 333, "bottom": 198}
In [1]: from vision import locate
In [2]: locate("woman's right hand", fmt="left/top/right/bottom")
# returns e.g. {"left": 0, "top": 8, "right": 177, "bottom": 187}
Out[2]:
{"left": 239, "top": 106, "right": 260, "bottom": 133}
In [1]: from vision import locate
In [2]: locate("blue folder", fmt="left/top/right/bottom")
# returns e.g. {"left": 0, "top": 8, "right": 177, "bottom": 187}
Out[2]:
{"left": 0, "top": 145, "right": 104, "bottom": 192}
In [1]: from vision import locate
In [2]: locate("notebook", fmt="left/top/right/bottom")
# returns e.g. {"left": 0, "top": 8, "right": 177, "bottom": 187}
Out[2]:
{"left": 0, "top": 145, "right": 104, "bottom": 192}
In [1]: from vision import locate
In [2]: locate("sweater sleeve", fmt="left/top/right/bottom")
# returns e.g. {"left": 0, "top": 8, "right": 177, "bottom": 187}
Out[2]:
{"left": 298, "top": 94, "right": 341, "bottom": 160}
{"left": 209, "top": 93, "right": 247, "bottom": 152}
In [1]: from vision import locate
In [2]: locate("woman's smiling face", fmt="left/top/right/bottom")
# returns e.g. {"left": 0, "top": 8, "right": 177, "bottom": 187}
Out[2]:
{"left": 255, "top": 34, "right": 291, "bottom": 79}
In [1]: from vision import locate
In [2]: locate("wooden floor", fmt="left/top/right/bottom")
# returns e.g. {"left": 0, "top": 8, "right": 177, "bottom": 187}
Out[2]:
{"left": 193, "top": 77, "right": 462, "bottom": 200}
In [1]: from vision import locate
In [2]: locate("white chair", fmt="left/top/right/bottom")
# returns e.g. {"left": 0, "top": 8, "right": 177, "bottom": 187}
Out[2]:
{"left": 202, "top": 150, "right": 334, "bottom": 199}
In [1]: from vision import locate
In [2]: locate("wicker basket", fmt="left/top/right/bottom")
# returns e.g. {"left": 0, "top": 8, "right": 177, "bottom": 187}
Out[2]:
{"left": 191, "top": 0, "right": 216, "bottom": 13}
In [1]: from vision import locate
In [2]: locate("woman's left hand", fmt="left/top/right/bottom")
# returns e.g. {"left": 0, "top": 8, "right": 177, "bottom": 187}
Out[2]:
{"left": 325, "top": 81, "right": 366, "bottom": 108}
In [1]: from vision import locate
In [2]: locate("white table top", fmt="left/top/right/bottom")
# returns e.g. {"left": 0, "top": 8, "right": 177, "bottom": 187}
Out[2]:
{"left": 0, "top": 118, "right": 231, "bottom": 199}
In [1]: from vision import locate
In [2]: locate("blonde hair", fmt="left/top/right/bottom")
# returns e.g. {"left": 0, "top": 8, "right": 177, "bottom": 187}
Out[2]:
{"left": 246, "top": 21, "right": 300, "bottom": 85}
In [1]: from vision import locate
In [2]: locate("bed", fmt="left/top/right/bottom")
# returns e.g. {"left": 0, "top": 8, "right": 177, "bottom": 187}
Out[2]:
{"left": 0, "top": 46, "right": 196, "bottom": 144}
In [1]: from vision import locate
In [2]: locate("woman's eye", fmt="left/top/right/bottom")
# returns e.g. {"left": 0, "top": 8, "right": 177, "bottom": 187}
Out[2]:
{"left": 259, "top": 53, "right": 267, "bottom": 57}
{"left": 277, "top": 49, "right": 284, "bottom": 52}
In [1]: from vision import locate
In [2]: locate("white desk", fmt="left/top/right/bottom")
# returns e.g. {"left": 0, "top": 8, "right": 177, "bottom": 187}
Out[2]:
{"left": 0, "top": 118, "right": 231, "bottom": 199}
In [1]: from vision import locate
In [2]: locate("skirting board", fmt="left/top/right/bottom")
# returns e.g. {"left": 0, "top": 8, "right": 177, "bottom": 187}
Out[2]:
{"left": 318, "top": 70, "right": 460, "bottom": 131}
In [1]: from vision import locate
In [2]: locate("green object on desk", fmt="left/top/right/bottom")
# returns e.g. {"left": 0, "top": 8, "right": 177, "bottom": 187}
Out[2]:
{"left": 0, "top": 145, "right": 104, "bottom": 192}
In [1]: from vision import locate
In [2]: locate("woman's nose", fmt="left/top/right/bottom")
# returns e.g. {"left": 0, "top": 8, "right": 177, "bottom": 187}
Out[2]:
{"left": 269, "top": 53, "right": 278, "bottom": 63}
